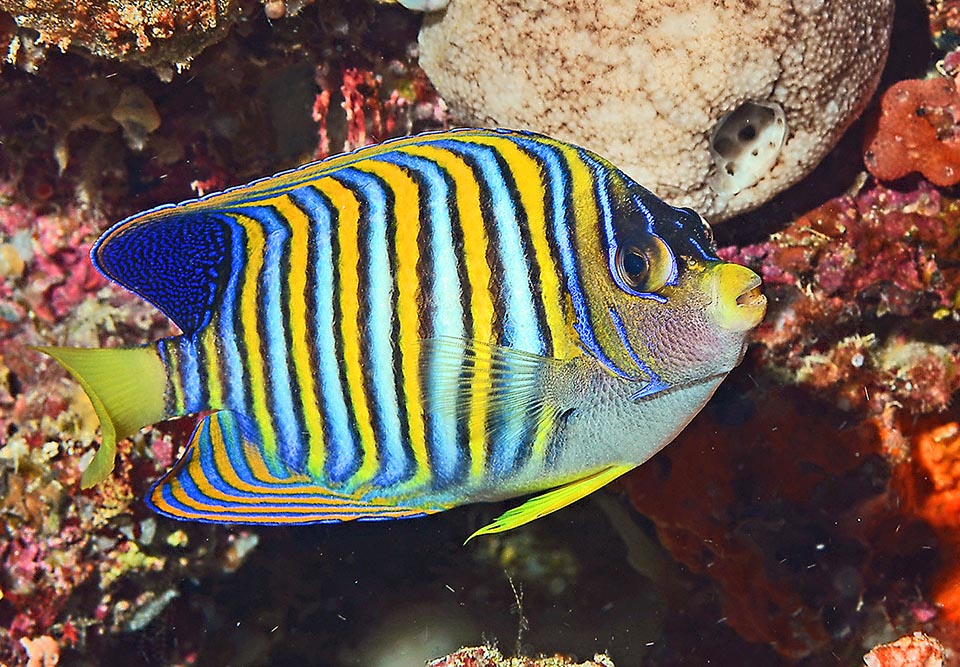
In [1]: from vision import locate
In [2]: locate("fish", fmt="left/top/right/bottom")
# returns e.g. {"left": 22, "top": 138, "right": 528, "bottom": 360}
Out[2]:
{"left": 38, "top": 128, "right": 766, "bottom": 539}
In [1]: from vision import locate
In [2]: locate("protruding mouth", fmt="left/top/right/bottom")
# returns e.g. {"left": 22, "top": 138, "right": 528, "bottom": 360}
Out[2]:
{"left": 737, "top": 281, "right": 765, "bottom": 308}
{"left": 709, "top": 263, "right": 767, "bottom": 332}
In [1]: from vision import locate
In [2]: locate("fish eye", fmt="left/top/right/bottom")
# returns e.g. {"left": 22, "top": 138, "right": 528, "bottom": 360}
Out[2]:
{"left": 617, "top": 246, "right": 649, "bottom": 289}
{"left": 614, "top": 236, "right": 675, "bottom": 294}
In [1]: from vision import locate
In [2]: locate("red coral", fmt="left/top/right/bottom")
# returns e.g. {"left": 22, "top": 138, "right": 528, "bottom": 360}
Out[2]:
{"left": 312, "top": 64, "right": 334, "bottom": 159}
{"left": 312, "top": 62, "right": 446, "bottom": 160}
{"left": 621, "top": 386, "right": 888, "bottom": 660}
{"left": 893, "top": 418, "right": 960, "bottom": 632}
{"left": 864, "top": 77, "right": 960, "bottom": 186}
{"left": 341, "top": 67, "right": 379, "bottom": 151}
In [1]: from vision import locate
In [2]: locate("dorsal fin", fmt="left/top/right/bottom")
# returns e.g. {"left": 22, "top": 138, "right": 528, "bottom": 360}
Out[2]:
{"left": 92, "top": 208, "right": 233, "bottom": 334}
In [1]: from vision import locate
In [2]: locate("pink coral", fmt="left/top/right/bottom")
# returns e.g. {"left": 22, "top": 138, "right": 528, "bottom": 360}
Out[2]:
{"left": 721, "top": 181, "right": 960, "bottom": 415}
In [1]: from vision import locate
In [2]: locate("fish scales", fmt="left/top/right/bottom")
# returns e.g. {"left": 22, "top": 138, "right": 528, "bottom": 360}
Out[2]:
{"left": 160, "top": 132, "right": 588, "bottom": 499}
{"left": 38, "top": 128, "right": 767, "bottom": 534}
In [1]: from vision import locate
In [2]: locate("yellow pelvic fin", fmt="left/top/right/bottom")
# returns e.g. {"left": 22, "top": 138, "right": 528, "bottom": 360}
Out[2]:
{"left": 465, "top": 464, "right": 636, "bottom": 543}
{"left": 34, "top": 345, "right": 166, "bottom": 489}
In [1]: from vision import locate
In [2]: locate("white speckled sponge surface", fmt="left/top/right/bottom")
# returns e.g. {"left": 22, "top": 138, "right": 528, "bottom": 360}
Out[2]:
{"left": 419, "top": 0, "right": 893, "bottom": 221}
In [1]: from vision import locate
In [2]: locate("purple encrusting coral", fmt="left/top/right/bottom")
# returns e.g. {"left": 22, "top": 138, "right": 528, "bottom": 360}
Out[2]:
{"left": 721, "top": 180, "right": 960, "bottom": 416}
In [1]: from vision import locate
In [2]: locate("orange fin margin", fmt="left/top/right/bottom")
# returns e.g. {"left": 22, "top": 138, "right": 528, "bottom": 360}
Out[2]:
{"left": 149, "top": 411, "right": 438, "bottom": 525}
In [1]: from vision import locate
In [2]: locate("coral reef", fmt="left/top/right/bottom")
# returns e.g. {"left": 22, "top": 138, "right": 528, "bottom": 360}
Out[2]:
{"left": 4, "top": 0, "right": 960, "bottom": 665}
{"left": 864, "top": 77, "right": 960, "bottom": 186}
{"left": 622, "top": 385, "right": 889, "bottom": 661}
{"left": 427, "top": 646, "right": 614, "bottom": 667}
{"left": 419, "top": 0, "right": 893, "bottom": 220}
{"left": 892, "top": 415, "right": 960, "bottom": 645}
{"left": 0, "top": 0, "right": 240, "bottom": 76}
{"left": 0, "top": 189, "right": 264, "bottom": 666}
{"left": 863, "top": 632, "right": 945, "bottom": 667}
{"left": 0, "top": 3, "right": 446, "bottom": 664}
{"left": 721, "top": 181, "right": 960, "bottom": 416}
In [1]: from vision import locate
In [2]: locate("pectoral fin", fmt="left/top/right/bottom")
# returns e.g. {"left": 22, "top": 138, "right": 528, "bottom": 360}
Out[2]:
{"left": 422, "top": 337, "right": 576, "bottom": 476}
{"left": 466, "top": 464, "right": 636, "bottom": 542}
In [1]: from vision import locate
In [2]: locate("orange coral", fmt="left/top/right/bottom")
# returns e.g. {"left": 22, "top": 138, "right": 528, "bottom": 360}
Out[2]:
{"left": 19, "top": 635, "right": 60, "bottom": 667}
{"left": 864, "top": 77, "right": 960, "bottom": 186}
{"left": 897, "top": 418, "right": 960, "bottom": 629}
{"left": 863, "top": 632, "right": 944, "bottom": 667}
{"left": 0, "top": 0, "right": 238, "bottom": 72}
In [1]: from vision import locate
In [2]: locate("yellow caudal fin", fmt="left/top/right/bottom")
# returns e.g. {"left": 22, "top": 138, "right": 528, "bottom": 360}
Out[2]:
{"left": 465, "top": 464, "right": 637, "bottom": 543}
{"left": 34, "top": 345, "right": 166, "bottom": 489}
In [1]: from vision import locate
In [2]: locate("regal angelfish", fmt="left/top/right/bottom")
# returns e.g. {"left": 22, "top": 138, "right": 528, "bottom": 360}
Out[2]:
{"left": 40, "top": 128, "right": 766, "bottom": 538}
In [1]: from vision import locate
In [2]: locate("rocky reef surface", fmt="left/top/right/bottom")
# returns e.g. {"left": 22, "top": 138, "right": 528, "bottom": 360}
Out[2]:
{"left": 2, "top": 0, "right": 960, "bottom": 666}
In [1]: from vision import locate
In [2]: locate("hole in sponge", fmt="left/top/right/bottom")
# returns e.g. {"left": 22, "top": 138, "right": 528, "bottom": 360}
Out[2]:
{"left": 708, "top": 100, "right": 787, "bottom": 196}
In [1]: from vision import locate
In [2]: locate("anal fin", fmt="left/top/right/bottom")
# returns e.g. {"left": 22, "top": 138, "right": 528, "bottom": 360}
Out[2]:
{"left": 466, "top": 464, "right": 636, "bottom": 542}
{"left": 149, "top": 411, "right": 436, "bottom": 525}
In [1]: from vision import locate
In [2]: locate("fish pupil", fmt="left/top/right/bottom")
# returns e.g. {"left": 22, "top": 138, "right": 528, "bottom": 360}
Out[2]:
{"left": 620, "top": 247, "right": 648, "bottom": 287}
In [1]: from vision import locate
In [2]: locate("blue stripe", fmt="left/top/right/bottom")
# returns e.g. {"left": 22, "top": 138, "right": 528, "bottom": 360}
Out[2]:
{"left": 380, "top": 152, "right": 464, "bottom": 486}
{"left": 177, "top": 336, "right": 204, "bottom": 413}
{"left": 608, "top": 308, "right": 669, "bottom": 399}
{"left": 687, "top": 237, "right": 712, "bottom": 260}
{"left": 435, "top": 140, "right": 544, "bottom": 354}
{"left": 582, "top": 152, "right": 671, "bottom": 300}
{"left": 219, "top": 216, "right": 247, "bottom": 413}
{"left": 288, "top": 185, "right": 359, "bottom": 483}
{"left": 511, "top": 137, "right": 635, "bottom": 380}
{"left": 334, "top": 169, "right": 408, "bottom": 487}
{"left": 236, "top": 206, "right": 305, "bottom": 473}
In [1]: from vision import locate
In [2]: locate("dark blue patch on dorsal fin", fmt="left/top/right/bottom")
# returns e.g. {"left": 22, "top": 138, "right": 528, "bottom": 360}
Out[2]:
{"left": 92, "top": 208, "right": 232, "bottom": 334}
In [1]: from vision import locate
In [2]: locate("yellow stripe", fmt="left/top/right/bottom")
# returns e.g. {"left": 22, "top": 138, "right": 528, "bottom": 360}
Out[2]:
{"left": 530, "top": 409, "right": 556, "bottom": 467}
{"left": 354, "top": 159, "right": 432, "bottom": 490}
{"left": 401, "top": 144, "right": 494, "bottom": 481}
{"left": 152, "top": 415, "right": 431, "bottom": 521}
{"left": 204, "top": 413, "right": 335, "bottom": 496}
{"left": 160, "top": 480, "right": 425, "bottom": 518}
{"left": 268, "top": 196, "right": 328, "bottom": 478}
{"left": 231, "top": 212, "right": 279, "bottom": 473}
{"left": 200, "top": 327, "right": 223, "bottom": 410}
{"left": 316, "top": 177, "right": 380, "bottom": 489}
{"left": 165, "top": 344, "right": 185, "bottom": 414}
{"left": 468, "top": 136, "right": 573, "bottom": 359}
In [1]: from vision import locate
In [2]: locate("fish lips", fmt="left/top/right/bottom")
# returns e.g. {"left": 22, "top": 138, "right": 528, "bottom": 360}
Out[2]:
{"left": 707, "top": 262, "right": 767, "bottom": 332}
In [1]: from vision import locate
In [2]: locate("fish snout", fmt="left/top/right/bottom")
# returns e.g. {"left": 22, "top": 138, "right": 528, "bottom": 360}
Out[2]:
{"left": 708, "top": 262, "right": 767, "bottom": 332}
